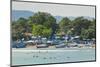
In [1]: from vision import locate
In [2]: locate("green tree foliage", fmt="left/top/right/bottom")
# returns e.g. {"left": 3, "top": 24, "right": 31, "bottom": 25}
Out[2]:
{"left": 72, "top": 17, "right": 96, "bottom": 39}
{"left": 72, "top": 17, "right": 91, "bottom": 35}
{"left": 32, "top": 24, "right": 52, "bottom": 38}
{"left": 12, "top": 17, "right": 30, "bottom": 40}
{"left": 12, "top": 12, "right": 57, "bottom": 41}
{"left": 30, "top": 12, "right": 56, "bottom": 38}
{"left": 12, "top": 11, "right": 96, "bottom": 41}
{"left": 59, "top": 16, "right": 95, "bottom": 40}
{"left": 80, "top": 28, "right": 95, "bottom": 39}
{"left": 59, "top": 17, "right": 72, "bottom": 34}
{"left": 29, "top": 12, "right": 56, "bottom": 27}
{"left": 32, "top": 24, "right": 44, "bottom": 36}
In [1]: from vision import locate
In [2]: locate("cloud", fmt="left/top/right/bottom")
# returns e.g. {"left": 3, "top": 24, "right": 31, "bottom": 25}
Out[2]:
{"left": 12, "top": 1, "right": 95, "bottom": 17}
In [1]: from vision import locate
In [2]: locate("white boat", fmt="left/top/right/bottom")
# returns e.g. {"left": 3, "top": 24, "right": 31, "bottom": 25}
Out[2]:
{"left": 36, "top": 44, "right": 48, "bottom": 48}
{"left": 24, "top": 40, "right": 34, "bottom": 44}
{"left": 55, "top": 43, "right": 66, "bottom": 48}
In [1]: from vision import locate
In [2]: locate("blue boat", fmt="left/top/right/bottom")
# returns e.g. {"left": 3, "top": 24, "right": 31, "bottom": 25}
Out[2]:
{"left": 12, "top": 40, "right": 26, "bottom": 48}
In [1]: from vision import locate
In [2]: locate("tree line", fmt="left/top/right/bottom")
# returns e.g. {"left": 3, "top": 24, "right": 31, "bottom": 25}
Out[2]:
{"left": 12, "top": 12, "right": 96, "bottom": 41}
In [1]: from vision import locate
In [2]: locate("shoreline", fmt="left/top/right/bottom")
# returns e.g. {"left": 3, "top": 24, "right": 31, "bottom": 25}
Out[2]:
{"left": 12, "top": 47, "right": 95, "bottom": 53}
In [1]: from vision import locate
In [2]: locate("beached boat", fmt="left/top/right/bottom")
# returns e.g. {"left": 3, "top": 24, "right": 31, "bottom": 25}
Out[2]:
{"left": 68, "top": 43, "right": 78, "bottom": 47}
{"left": 47, "top": 40, "right": 53, "bottom": 45}
{"left": 55, "top": 43, "right": 66, "bottom": 48}
{"left": 36, "top": 44, "right": 48, "bottom": 48}
{"left": 24, "top": 40, "right": 34, "bottom": 44}
{"left": 12, "top": 40, "right": 26, "bottom": 48}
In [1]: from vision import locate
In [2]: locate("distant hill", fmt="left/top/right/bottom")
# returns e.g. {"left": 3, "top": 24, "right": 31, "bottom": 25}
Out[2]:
{"left": 54, "top": 16, "right": 94, "bottom": 23}
{"left": 67, "top": 16, "right": 95, "bottom": 21}
{"left": 12, "top": 10, "right": 94, "bottom": 22}
{"left": 12, "top": 10, "right": 33, "bottom": 21}
{"left": 54, "top": 16, "right": 79, "bottom": 23}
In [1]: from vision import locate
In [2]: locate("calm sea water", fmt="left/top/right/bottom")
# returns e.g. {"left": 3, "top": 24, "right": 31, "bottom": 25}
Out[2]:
{"left": 12, "top": 48, "right": 95, "bottom": 66}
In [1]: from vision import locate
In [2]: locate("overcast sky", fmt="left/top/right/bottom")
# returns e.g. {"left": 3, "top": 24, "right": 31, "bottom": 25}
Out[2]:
{"left": 12, "top": 1, "right": 95, "bottom": 17}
